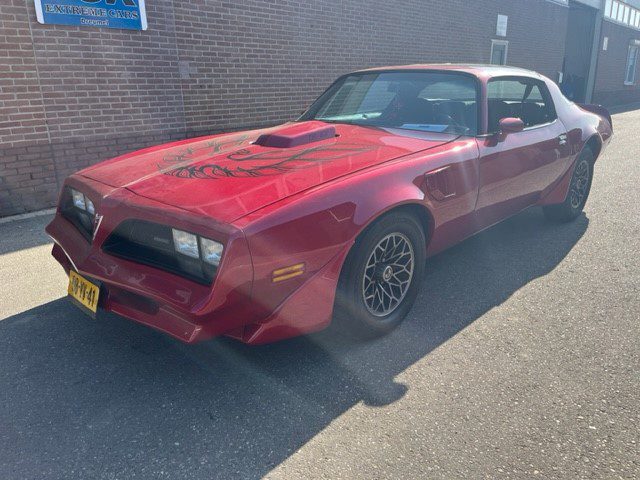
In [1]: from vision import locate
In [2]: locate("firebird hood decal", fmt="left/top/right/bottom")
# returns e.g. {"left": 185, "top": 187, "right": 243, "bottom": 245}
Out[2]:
{"left": 80, "top": 122, "right": 455, "bottom": 223}
{"left": 159, "top": 144, "right": 374, "bottom": 179}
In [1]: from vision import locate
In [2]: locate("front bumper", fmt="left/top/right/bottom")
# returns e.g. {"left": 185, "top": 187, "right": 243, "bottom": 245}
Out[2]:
{"left": 46, "top": 175, "right": 256, "bottom": 343}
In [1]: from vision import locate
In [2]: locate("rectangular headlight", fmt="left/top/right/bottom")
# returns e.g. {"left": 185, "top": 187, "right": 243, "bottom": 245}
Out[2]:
{"left": 85, "top": 198, "right": 95, "bottom": 215}
{"left": 71, "top": 189, "right": 86, "bottom": 210}
{"left": 200, "top": 237, "right": 224, "bottom": 267}
{"left": 172, "top": 229, "right": 199, "bottom": 258}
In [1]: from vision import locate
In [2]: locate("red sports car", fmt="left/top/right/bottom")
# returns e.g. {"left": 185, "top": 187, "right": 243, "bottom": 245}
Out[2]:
{"left": 46, "top": 64, "right": 612, "bottom": 344}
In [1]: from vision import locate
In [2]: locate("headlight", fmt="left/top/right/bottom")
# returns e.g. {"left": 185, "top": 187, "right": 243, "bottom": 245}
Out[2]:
{"left": 70, "top": 188, "right": 95, "bottom": 215}
{"left": 71, "top": 189, "right": 86, "bottom": 210}
{"left": 85, "top": 198, "right": 95, "bottom": 215}
{"left": 172, "top": 229, "right": 199, "bottom": 258}
{"left": 200, "top": 237, "right": 224, "bottom": 267}
{"left": 171, "top": 228, "right": 224, "bottom": 267}
{"left": 61, "top": 187, "right": 98, "bottom": 242}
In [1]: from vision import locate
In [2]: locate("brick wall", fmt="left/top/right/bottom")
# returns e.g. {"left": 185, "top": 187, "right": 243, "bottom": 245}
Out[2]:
{"left": 593, "top": 19, "right": 640, "bottom": 106}
{"left": 1, "top": 0, "right": 568, "bottom": 216}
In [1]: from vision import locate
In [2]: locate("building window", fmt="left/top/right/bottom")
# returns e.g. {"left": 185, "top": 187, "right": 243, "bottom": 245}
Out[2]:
{"left": 605, "top": 1, "right": 640, "bottom": 30}
{"left": 490, "top": 40, "right": 509, "bottom": 66}
{"left": 625, "top": 44, "right": 639, "bottom": 85}
{"left": 611, "top": 1, "right": 619, "bottom": 20}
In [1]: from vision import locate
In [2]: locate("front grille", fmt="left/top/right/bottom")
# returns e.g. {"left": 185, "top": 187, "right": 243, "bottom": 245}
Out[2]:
{"left": 102, "top": 220, "right": 216, "bottom": 285}
{"left": 60, "top": 187, "right": 94, "bottom": 241}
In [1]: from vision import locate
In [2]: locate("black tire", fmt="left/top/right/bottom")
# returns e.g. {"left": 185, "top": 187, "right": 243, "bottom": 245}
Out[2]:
{"left": 543, "top": 147, "right": 595, "bottom": 223}
{"left": 334, "top": 212, "right": 426, "bottom": 339}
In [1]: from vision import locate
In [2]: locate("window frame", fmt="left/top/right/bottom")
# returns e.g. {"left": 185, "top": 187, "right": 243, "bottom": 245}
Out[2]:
{"left": 490, "top": 40, "right": 509, "bottom": 66}
{"left": 624, "top": 43, "right": 639, "bottom": 85}
{"left": 485, "top": 76, "right": 559, "bottom": 135}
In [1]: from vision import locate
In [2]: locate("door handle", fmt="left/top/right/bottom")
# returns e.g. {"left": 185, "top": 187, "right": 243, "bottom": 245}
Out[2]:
{"left": 558, "top": 134, "right": 568, "bottom": 146}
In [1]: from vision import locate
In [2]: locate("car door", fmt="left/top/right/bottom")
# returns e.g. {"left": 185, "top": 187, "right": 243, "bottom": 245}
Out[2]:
{"left": 475, "top": 76, "right": 572, "bottom": 228}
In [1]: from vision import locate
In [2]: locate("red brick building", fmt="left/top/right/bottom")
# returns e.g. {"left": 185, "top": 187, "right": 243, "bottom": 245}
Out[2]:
{"left": 1, "top": 0, "right": 639, "bottom": 216}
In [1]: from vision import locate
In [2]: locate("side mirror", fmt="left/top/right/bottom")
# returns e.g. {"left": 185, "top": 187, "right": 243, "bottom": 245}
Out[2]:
{"left": 499, "top": 117, "right": 525, "bottom": 135}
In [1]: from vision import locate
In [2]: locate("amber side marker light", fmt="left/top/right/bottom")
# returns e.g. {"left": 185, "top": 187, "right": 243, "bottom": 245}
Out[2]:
{"left": 272, "top": 263, "right": 305, "bottom": 282}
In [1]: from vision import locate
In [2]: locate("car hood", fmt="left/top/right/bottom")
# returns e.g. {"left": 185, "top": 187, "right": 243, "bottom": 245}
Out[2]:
{"left": 80, "top": 121, "right": 456, "bottom": 223}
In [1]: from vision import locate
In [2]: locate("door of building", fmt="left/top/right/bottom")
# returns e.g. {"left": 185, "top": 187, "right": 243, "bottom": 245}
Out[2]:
{"left": 562, "top": 1, "right": 598, "bottom": 103}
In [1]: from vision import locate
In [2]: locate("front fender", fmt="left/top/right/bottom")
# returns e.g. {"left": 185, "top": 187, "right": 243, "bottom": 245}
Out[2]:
{"left": 235, "top": 138, "right": 479, "bottom": 320}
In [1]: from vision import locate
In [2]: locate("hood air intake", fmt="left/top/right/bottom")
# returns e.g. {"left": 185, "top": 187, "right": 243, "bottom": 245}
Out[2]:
{"left": 254, "top": 121, "right": 336, "bottom": 148}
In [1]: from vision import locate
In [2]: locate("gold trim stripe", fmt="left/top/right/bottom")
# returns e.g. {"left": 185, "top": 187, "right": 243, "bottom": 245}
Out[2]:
{"left": 272, "top": 263, "right": 305, "bottom": 282}
{"left": 272, "top": 270, "right": 304, "bottom": 282}
{"left": 272, "top": 263, "right": 304, "bottom": 276}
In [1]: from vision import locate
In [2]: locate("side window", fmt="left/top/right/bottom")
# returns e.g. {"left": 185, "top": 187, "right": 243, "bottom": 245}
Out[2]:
{"left": 487, "top": 78, "right": 557, "bottom": 133}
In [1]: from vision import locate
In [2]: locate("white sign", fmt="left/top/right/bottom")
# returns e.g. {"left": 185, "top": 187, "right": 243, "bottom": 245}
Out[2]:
{"left": 496, "top": 14, "right": 508, "bottom": 37}
{"left": 603, "top": 36, "right": 609, "bottom": 51}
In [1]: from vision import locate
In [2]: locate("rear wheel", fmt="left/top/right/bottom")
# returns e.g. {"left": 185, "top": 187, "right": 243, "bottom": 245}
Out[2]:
{"left": 334, "top": 212, "right": 426, "bottom": 338}
{"left": 543, "top": 147, "right": 594, "bottom": 223}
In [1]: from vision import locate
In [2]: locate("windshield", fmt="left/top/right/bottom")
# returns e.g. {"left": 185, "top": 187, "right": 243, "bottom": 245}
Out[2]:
{"left": 300, "top": 71, "right": 479, "bottom": 135}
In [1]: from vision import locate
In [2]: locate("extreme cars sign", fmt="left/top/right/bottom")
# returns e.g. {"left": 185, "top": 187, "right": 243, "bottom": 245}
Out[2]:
{"left": 34, "top": 0, "right": 147, "bottom": 30}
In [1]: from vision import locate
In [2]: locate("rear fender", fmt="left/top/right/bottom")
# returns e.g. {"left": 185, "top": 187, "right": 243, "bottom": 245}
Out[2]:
{"left": 538, "top": 132, "right": 598, "bottom": 206}
{"left": 578, "top": 103, "right": 612, "bottom": 131}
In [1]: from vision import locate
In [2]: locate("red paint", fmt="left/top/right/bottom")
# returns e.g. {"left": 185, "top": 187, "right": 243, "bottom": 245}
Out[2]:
{"left": 46, "top": 65, "right": 612, "bottom": 344}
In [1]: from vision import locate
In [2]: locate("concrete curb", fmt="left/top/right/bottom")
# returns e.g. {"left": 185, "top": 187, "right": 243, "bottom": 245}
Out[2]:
{"left": 0, "top": 208, "right": 56, "bottom": 225}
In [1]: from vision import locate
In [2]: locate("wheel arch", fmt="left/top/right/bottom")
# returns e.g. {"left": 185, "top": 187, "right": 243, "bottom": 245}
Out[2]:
{"left": 358, "top": 201, "right": 433, "bottom": 243}
{"left": 539, "top": 132, "right": 599, "bottom": 207}
{"left": 341, "top": 201, "right": 435, "bottom": 276}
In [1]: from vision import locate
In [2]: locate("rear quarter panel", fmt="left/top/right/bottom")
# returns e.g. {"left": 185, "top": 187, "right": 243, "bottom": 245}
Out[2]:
{"left": 536, "top": 78, "right": 612, "bottom": 206}
{"left": 547, "top": 78, "right": 612, "bottom": 159}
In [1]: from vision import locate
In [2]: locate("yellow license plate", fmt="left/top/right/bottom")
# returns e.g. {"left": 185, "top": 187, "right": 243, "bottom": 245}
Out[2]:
{"left": 68, "top": 270, "right": 100, "bottom": 314}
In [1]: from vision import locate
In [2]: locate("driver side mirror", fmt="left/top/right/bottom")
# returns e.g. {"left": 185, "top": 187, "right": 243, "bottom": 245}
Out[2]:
{"left": 499, "top": 117, "right": 525, "bottom": 135}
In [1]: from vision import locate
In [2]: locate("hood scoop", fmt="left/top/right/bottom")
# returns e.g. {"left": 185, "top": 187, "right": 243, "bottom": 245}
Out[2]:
{"left": 254, "top": 121, "right": 336, "bottom": 148}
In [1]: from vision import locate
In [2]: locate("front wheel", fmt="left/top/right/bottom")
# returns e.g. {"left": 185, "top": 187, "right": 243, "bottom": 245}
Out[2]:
{"left": 334, "top": 212, "right": 426, "bottom": 339}
{"left": 543, "top": 147, "right": 594, "bottom": 223}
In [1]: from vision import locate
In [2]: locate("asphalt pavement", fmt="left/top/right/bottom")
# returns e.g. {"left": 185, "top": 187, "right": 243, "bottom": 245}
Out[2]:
{"left": 0, "top": 109, "right": 638, "bottom": 479}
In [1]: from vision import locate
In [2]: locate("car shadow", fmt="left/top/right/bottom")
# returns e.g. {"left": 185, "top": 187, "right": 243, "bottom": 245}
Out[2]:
{"left": 0, "top": 214, "right": 55, "bottom": 255}
{"left": 0, "top": 208, "right": 588, "bottom": 479}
